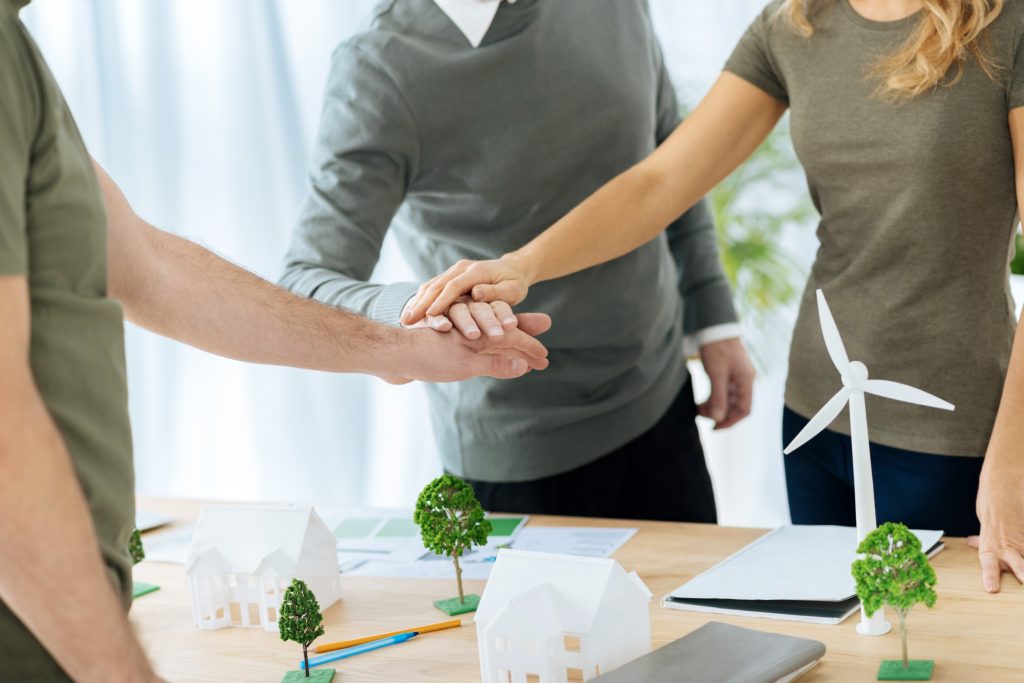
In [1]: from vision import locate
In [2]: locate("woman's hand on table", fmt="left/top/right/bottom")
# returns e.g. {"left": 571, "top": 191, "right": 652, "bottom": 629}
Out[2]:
{"left": 969, "top": 456, "right": 1024, "bottom": 592}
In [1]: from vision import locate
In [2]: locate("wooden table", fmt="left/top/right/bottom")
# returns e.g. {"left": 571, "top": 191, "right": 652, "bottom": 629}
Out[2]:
{"left": 132, "top": 498, "right": 1024, "bottom": 683}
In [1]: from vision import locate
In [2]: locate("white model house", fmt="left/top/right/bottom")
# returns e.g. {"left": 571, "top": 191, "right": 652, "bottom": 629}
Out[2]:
{"left": 185, "top": 505, "right": 341, "bottom": 631}
{"left": 475, "top": 549, "right": 652, "bottom": 683}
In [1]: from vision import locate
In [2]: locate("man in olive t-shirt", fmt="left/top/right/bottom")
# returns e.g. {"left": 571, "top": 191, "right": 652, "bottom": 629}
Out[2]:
{"left": 0, "top": 3, "right": 550, "bottom": 681}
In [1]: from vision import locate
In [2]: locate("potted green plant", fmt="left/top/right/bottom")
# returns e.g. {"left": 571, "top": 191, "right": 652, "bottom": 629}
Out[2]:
{"left": 414, "top": 474, "right": 492, "bottom": 616}
{"left": 852, "top": 522, "right": 938, "bottom": 681}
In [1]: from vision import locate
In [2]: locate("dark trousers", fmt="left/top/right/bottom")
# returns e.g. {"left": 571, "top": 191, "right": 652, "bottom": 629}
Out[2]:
{"left": 782, "top": 407, "right": 983, "bottom": 537}
{"left": 463, "top": 380, "right": 717, "bottom": 523}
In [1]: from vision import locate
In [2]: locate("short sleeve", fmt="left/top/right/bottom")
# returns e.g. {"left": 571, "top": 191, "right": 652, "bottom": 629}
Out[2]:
{"left": 724, "top": 4, "right": 789, "bottom": 105}
{"left": 0, "top": 17, "right": 34, "bottom": 275}
{"left": 1008, "top": 17, "right": 1024, "bottom": 109}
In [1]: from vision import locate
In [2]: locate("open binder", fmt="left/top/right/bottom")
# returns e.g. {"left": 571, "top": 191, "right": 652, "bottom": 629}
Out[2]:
{"left": 662, "top": 525, "right": 944, "bottom": 624}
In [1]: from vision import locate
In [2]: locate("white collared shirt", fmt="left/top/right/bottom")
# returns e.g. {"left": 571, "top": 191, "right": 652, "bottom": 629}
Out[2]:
{"left": 432, "top": 0, "right": 512, "bottom": 48}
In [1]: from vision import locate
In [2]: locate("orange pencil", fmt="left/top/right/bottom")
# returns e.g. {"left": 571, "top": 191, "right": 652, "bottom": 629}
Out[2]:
{"left": 311, "top": 618, "right": 462, "bottom": 654}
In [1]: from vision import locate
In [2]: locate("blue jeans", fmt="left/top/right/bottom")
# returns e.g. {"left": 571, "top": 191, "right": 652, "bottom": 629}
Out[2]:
{"left": 782, "top": 407, "right": 983, "bottom": 537}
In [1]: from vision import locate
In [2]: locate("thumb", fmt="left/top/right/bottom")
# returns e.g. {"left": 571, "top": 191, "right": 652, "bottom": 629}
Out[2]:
{"left": 515, "top": 312, "right": 552, "bottom": 336}
{"left": 472, "top": 281, "right": 526, "bottom": 305}
{"left": 701, "top": 372, "right": 729, "bottom": 424}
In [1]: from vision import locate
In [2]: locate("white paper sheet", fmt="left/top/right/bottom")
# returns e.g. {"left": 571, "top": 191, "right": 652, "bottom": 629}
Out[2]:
{"left": 142, "top": 523, "right": 196, "bottom": 564}
{"left": 135, "top": 510, "right": 173, "bottom": 532}
{"left": 141, "top": 507, "right": 531, "bottom": 567}
{"left": 344, "top": 527, "right": 639, "bottom": 579}
{"left": 668, "top": 525, "right": 944, "bottom": 602}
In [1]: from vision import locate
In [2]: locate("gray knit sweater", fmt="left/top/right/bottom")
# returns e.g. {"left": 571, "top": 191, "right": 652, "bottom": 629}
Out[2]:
{"left": 280, "top": 0, "right": 738, "bottom": 481}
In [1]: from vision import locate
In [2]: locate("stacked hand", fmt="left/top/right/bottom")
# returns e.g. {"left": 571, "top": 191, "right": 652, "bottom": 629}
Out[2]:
{"left": 383, "top": 291, "right": 551, "bottom": 383}
{"left": 402, "top": 256, "right": 532, "bottom": 327}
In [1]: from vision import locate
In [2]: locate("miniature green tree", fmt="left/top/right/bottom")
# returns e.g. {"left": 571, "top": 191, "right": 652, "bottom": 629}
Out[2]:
{"left": 278, "top": 579, "right": 325, "bottom": 677}
{"left": 414, "top": 474, "right": 492, "bottom": 613}
{"left": 852, "top": 522, "right": 938, "bottom": 681}
{"left": 128, "top": 528, "right": 160, "bottom": 598}
{"left": 129, "top": 528, "right": 145, "bottom": 565}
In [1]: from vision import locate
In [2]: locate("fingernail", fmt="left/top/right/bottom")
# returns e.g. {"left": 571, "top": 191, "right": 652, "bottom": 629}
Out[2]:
{"left": 501, "top": 317, "right": 516, "bottom": 326}
{"left": 985, "top": 582, "right": 997, "bottom": 593}
{"left": 467, "top": 328, "right": 479, "bottom": 337}
{"left": 489, "top": 327, "right": 503, "bottom": 336}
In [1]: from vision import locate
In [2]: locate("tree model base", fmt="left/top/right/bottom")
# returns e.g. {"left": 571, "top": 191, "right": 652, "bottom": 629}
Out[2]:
{"left": 282, "top": 668, "right": 335, "bottom": 682}
{"left": 877, "top": 660, "right": 933, "bottom": 680}
{"left": 132, "top": 581, "right": 160, "bottom": 599}
{"left": 434, "top": 594, "right": 480, "bottom": 616}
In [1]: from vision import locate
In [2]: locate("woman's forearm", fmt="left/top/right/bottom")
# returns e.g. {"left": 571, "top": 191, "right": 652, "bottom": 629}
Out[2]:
{"left": 511, "top": 73, "right": 787, "bottom": 285}
{"left": 983, "top": 300, "right": 1024, "bottom": 469}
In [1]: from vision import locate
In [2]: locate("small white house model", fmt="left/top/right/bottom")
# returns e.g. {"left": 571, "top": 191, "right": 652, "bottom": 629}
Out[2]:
{"left": 185, "top": 504, "right": 341, "bottom": 631}
{"left": 475, "top": 549, "right": 652, "bottom": 683}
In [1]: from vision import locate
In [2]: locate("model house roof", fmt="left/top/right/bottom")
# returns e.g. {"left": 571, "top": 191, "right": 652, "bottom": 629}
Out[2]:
{"left": 476, "top": 549, "right": 652, "bottom": 633}
{"left": 185, "top": 504, "right": 338, "bottom": 577}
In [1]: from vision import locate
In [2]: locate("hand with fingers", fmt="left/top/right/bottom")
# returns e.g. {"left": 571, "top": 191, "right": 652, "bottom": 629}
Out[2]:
{"left": 697, "top": 337, "right": 756, "bottom": 429}
{"left": 400, "top": 256, "right": 532, "bottom": 328}
{"left": 383, "top": 312, "right": 552, "bottom": 385}
{"left": 968, "top": 458, "right": 1024, "bottom": 593}
{"left": 402, "top": 293, "right": 521, "bottom": 341}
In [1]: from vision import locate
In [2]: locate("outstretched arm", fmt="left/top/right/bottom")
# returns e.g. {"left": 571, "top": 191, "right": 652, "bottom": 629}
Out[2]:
{"left": 96, "top": 162, "right": 549, "bottom": 383}
{"left": 970, "top": 107, "right": 1024, "bottom": 592}
{"left": 402, "top": 73, "right": 786, "bottom": 323}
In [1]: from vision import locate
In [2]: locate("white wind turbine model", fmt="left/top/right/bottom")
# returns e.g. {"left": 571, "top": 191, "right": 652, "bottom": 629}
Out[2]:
{"left": 783, "top": 289, "right": 954, "bottom": 636}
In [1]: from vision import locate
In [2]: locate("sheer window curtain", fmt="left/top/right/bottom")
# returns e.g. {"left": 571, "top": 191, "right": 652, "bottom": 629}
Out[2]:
{"left": 21, "top": 1, "right": 791, "bottom": 524}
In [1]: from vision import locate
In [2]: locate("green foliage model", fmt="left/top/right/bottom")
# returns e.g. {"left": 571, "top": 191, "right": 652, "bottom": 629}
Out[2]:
{"left": 129, "top": 528, "right": 145, "bottom": 565}
{"left": 852, "top": 523, "right": 937, "bottom": 670}
{"left": 278, "top": 579, "right": 325, "bottom": 677}
{"left": 414, "top": 474, "right": 492, "bottom": 604}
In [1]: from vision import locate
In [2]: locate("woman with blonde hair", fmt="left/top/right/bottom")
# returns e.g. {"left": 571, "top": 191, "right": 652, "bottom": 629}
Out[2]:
{"left": 403, "top": 0, "right": 1024, "bottom": 592}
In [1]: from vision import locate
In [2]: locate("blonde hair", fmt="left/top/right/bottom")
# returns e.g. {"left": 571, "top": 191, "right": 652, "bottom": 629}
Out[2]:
{"left": 780, "top": 0, "right": 1004, "bottom": 100}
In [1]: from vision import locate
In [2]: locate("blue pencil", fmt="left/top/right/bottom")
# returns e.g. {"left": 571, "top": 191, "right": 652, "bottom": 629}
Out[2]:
{"left": 301, "top": 631, "right": 419, "bottom": 669}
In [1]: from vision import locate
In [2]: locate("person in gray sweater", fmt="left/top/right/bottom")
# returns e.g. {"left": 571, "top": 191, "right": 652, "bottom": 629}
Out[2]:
{"left": 280, "top": 0, "right": 754, "bottom": 521}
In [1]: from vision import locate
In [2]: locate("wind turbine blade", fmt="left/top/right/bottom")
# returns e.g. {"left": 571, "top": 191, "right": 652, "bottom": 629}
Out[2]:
{"left": 862, "top": 379, "right": 954, "bottom": 411}
{"left": 783, "top": 388, "right": 851, "bottom": 454}
{"left": 816, "top": 289, "right": 850, "bottom": 373}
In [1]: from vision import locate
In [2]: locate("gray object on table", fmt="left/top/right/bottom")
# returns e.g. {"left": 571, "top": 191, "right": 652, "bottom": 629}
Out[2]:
{"left": 593, "top": 621, "right": 825, "bottom": 683}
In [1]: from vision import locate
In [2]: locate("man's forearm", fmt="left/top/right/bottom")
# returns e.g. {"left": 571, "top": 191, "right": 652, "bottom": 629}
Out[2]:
{"left": 114, "top": 220, "right": 406, "bottom": 378}
{"left": 0, "top": 374, "right": 155, "bottom": 683}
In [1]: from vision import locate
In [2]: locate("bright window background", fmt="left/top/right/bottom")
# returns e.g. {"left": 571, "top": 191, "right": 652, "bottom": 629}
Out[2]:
{"left": 20, "top": 0, "right": 801, "bottom": 525}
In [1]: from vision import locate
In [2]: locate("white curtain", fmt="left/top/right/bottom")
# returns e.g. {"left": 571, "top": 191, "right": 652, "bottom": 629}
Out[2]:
{"left": 21, "top": 0, "right": 792, "bottom": 525}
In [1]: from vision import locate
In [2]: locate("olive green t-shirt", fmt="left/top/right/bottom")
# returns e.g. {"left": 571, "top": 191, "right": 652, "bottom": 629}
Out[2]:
{"left": 726, "top": 0, "right": 1024, "bottom": 457}
{"left": 0, "top": 3, "right": 134, "bottom": 677}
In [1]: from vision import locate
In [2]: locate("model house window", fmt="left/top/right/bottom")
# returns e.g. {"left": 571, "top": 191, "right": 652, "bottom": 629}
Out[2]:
{"left": 563, "top": 634, "right": 582, "bottom": 653}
